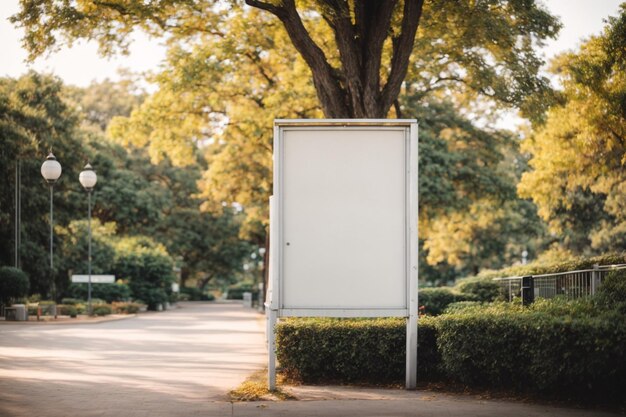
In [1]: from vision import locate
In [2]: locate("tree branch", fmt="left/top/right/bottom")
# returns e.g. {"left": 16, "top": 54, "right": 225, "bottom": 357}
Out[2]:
{"left": 247, "top": 0, "right": 348, "bottom": 117}
{"left": 382, "top": 0, "right": 424, "bottom": 116}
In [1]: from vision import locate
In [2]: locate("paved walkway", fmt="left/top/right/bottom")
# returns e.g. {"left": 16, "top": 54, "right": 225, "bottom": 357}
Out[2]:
{"left": 0, "top": 302, "right": 265, "bottom": 416}
{"left": 1, "top": 302, "right": 622, "bottom": 417}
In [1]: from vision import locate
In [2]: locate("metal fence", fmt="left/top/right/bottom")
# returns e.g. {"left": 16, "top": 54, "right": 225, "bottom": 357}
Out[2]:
{"left": 493, "top": 264, "right": 626, "bottom": 302}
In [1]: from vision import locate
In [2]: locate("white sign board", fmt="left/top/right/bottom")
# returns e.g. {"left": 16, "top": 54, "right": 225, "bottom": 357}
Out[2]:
{"left": 272, "top": 120, "right": 418, "bottom": 317}
{"left": 71, "top": 275, "right": 115, "bottom": 284}
{"left": 267, "top": 119, "right": 419, "bottom": 389}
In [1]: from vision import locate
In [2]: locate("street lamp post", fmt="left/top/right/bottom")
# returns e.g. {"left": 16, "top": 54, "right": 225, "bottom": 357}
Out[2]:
{"left": 79, "top": 163, "right": 97, "bottom": 315}
{"left": 40, "top": 153, "right": 62, "bottom": 301}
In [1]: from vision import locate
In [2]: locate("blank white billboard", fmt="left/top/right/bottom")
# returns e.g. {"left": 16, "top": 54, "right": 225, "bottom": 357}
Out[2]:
{"left": 273, "top": 120, "right": 418, "bottom": 317}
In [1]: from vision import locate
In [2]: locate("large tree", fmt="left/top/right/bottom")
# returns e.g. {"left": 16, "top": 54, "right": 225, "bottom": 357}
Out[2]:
{"left": 12, "top": 0, "right": 558, "bottom": 118}
{"left": 518, "top": 5, "right": 626, "bottom": 254}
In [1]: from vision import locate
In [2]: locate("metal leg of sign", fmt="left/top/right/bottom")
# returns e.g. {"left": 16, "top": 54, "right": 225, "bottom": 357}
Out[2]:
{"left": 267, "top": 307, "right": 278, "bottom": 390}
{"left": 406, "top": 314, "right": 418, "bottom": 389}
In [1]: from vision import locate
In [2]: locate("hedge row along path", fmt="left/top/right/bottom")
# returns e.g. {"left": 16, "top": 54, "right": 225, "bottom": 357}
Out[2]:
{"left": 0, "top": 302, "right": 622, "bottom": 417}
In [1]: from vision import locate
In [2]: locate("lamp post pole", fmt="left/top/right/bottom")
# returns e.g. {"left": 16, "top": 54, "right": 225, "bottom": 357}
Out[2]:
{"left": 79, "top": 163, "right": 97, "bottom": 315}
{"left": 88, "top": 188, "right": 92, "bottom": 315}
{"left": 41, "top": 153, "right": 62, "bottom": 301}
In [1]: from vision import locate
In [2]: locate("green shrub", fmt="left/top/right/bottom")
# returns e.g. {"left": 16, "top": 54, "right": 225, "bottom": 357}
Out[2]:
{"left": 455, "top": 277, "right": 501, "bottom": 302}
{"left": 58, "top": 304, "right": 78, "bottom": 317}
{"left": 92, "top": 304, "right": 112, "bottom": 316}
{"left": 226, "top": 282, "right": 258, "bottom": 300}
{"left": 0, "top": 266, "right": 29, "bottom": 305}
{"left": 435, "top": 306, "right": 626, "bottom": 402}
{"left": 276, "top": 317, "right": 439, "bottom": 383}
{"left": 419, "top": 288, "right": 476, "bottom": 316}
{"left": 596, "top": 269, "right": 626, "bottom": 311}
{"left": 61, "top": 298, "right": 83, "bottom": 305}
{"left": 176, "top": 290, "right": 215, "bottom": 301}
{"left": 112, "top": 302, "right": 143, "bottom": 314}
{"left": 65, "top": 282, "right": 131, "bottom": 303}
{"left": 443, "top": 301, "right": 482, "bottom": 314}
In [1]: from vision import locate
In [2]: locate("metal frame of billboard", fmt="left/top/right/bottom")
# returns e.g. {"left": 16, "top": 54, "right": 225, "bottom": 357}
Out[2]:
{"left": 266, "top": 119, "right": 418, "bottom": 389}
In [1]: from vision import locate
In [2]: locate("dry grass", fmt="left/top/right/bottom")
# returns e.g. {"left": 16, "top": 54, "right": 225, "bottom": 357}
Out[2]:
{"left": 228, "top": 369, "right": 296, "bottom": 402}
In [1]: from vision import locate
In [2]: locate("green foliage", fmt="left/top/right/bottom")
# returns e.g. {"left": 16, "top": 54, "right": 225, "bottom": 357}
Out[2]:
{"left": 470, "top": 252, "right": 626, "bottom": 285}
{"left": 519, "top": 6, "right": 626, "bottom": 255}
{"left": 92, "top": 304, "right": 113, "bottom": 316}
{"left": 179, "top": 286, "right": 215, "bottom": 301}
{"left": 418, "top": 288, "right": 477, "bottom": 316}
{"left": 65, "top": 282, "right": 131, "bottom": 303}
{"left": 0, "top": 73, "right": 87, "bottom": 296}
{"left": 111, "top": 301, "right": 143, "bottom": 314}
{"left": 276, "top": 317, "right": 440, "bottom": 383}
{"left": 276, "top": 299, "right": 626, "bottom": 404}
{"left": 0, "top": 266, "right": 30, "bottom": 305}
{"left": 226, "top": 282, "right": 258, "bottom": 300}
{"left": 596, "top": 269, "right": 626, "bottom": 311}
{"left": 436, "top": 303, "right": 626, "bottom": 402}
{"left": 112, "top": 236, "right": 174, "bottom": 310}
{"left": 57, "top": 304, "right": 78, "bottom": 317}
{"left": 454, "top": 277, "right": 502, "bottom": 302}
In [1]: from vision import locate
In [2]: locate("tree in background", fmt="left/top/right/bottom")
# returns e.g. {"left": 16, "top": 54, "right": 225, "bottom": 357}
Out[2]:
{"left": 13, "top": 0, "right": 559, "bottom": 119}
{"left": 519, "top": 5, "right": 626, "bottom": 255}
{"left": 10, "top": 1, "right": 563, "bottom": 282}
{"left": 0, "top": 73, "right": 87, "bottom": 295}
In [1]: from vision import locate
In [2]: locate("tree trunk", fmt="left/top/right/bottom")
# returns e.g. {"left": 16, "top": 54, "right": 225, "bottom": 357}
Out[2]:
{"left": 245, "top": 0, "right": 424, "bottom": 118}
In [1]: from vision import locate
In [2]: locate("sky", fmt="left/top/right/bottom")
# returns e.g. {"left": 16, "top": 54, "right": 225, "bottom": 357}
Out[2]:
{"left": 0, "top": 0, "right": 623, "bottom": 88}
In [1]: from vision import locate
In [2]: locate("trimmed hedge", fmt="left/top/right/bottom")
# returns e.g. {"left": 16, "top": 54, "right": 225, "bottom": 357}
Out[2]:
{"left": 436, "top": 307, "right": 626, "bottom": 402}
{"left": 453, "top": 252, "right": 626, "bottom": 302}
{"left": 276, "top": 317, "right": 439, "bottom": 383}
{"left": 419, "top": 288, "right": 477, "bottom": 315}
{"left": 65, "top": 282, "right": 131, "bottom": 303}
{"left": 275, "top": 298, "right": 626, "bottom": 404}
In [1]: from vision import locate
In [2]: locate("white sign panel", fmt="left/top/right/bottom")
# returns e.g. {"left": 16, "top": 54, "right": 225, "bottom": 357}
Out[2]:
{"left": 71, "top": 275, "right": 115, "bottom": 284}
{"left": 272, "top": 120, "right": 418, "bottom": 317}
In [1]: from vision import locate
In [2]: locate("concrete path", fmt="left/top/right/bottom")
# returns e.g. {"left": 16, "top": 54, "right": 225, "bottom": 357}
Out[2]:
{"left": 1, "top": 302, "right": 622, "bottom": 417}
{"left": 0, "top": 302, "right": 265, "bottom": 416}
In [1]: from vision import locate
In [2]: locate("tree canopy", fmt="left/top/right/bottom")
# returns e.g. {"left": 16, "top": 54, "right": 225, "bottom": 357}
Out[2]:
{"left": 519, "top": 5, "right": 626, "bottom": 254}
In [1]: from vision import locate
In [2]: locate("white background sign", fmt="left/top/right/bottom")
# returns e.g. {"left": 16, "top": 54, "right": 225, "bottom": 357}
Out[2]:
{"left": 71, "top": 275, "right": 115, "bottom": 284}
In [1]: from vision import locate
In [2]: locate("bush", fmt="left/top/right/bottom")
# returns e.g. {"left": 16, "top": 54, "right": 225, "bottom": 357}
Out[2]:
{"left": 61, "top": 298, "right": 83, "bottom": 305}
{"left": 418, "top": 288, "right": 476, "bottom": 316}
{"left": 57, "top": 304, "right": 78, "bottom": 317}
{"left": 274, "top": 297, "right": 626, "bottom": 405}
{"left": 276, "top": 317, "right": 439, "bottom": 383}
{"left": 226, "top": 282, "right": 258, "bottom": 300}
{"left": 596, "top": 269, "right": 626, "bottom": 311}
{"left": 0, "top": 266, "right": 29, "bottom": 305}
{"left": 180, "top": 286, "right": 203, "bottom": 301}
{"left": 112, "top": 302, "right": 143, "bottom": 314}
{"left": 455, "top": 278, "right": 501, "bottom": 302}
{"left": 92, "top": 304, "right": 112, "bottom": 316}
{"left": 443, "top": 301, "right": 482, "bottom": 314}
{"left": 435, "top": 304, "right": 626, "bottom": 403}
{"left": 65, "top": 282, "right": 131, "bottom": 303}
{"left": 114, "top": 239, "right": 174, "bottom": 310}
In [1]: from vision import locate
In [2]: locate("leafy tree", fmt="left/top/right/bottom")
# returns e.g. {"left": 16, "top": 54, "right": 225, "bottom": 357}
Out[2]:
{"left": 12, "top": 0, "right": 559, "bottom": 119}
{"left": 9, "top": 1, "right": 561, "bottom": 281}
{"left": 0, "top": 72, "right": 88, "bottom": 296}
{"left": 113, "top": 236, "right": 175, "bottom": 310}
{"left": 519, "top": 5, "right": 626, "bottom": 254}
{"left": 64, "top": 76, "right": 145, "bottom": 132}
